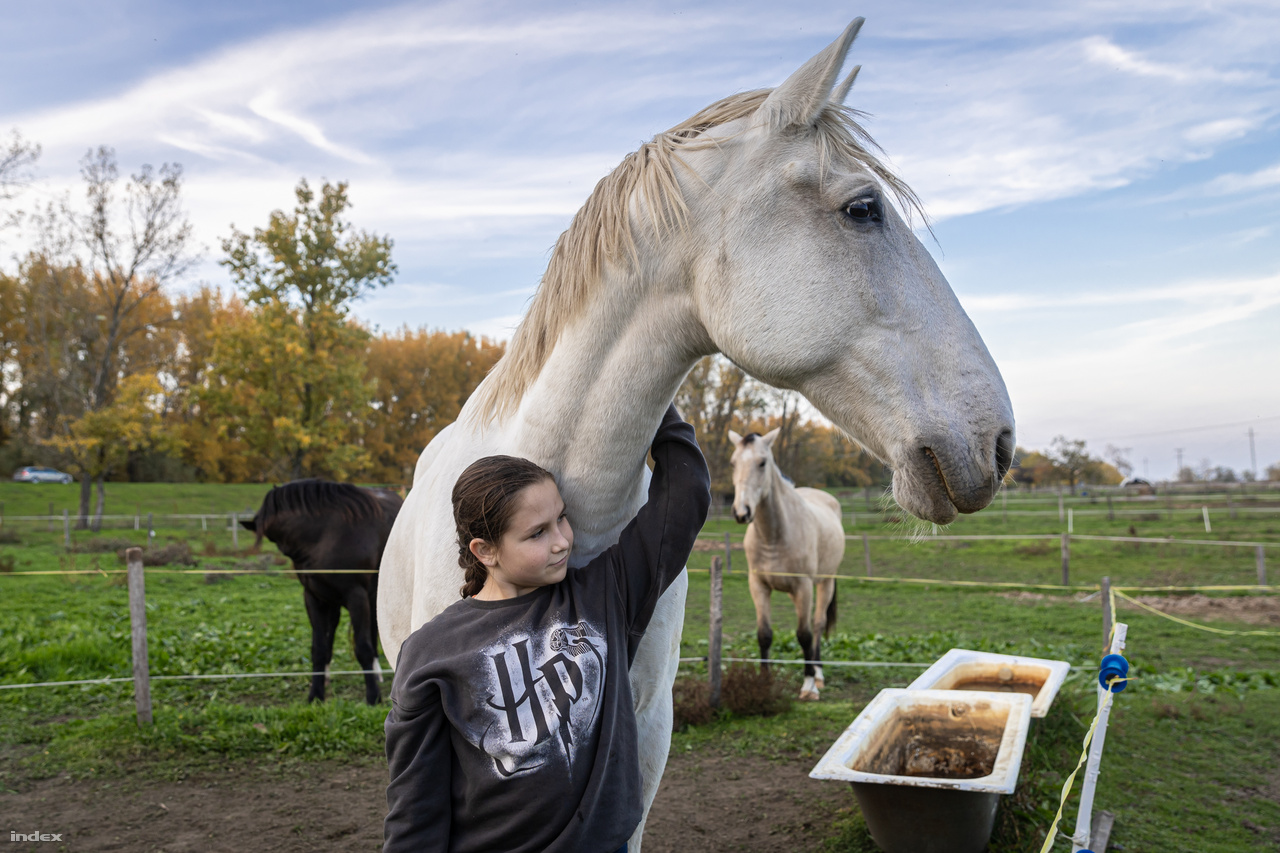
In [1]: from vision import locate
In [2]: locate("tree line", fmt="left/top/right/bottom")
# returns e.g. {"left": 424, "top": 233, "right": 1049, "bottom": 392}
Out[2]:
{"left": 0, "top": 140, "right": 502, "bottom": 527}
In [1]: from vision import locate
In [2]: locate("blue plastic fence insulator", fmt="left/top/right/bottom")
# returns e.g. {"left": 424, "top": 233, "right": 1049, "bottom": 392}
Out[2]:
{"left": 1098, "top": 654, "right": 1129, "bottom": 693}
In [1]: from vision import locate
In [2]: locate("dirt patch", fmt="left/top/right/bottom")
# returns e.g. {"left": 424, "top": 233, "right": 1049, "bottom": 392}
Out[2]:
{"left": 1, "top": 761, "right": 387, "bottom": 852}
{"left": 1, "top": 750, "right": 850, "bottom": 852}
{"left": 1130, "top": 594, "right": 1280, "bottom": 626}
{"left": 645, "top": 751, "right": 851, "bottom": 852}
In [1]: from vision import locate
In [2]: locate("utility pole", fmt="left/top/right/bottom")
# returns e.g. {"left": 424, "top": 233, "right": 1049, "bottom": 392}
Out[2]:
{"left": 1175, "top": 448, "right": 1184, "bottom": 481}
{"left": 1248, "top": 428, "right": 1257, "bottom": 480}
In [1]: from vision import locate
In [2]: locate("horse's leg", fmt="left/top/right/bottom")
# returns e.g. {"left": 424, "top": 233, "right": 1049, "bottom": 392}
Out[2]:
{"left": 748, "top": 571, "right": 773, "bottom": 675}
{"left": 792, "top": 579, "right": 819, "bottom": 700}
{"left": 303, "top": 588, "right": 340, "bottom": 703}
{"left": 368, "top": 574, "right": 383, "bottom": 683}
{"left": 812, "top": 577, "right": 837, "bottom": 691}
{"left": 345, "top": 584, "right": 381, "bottom": 705}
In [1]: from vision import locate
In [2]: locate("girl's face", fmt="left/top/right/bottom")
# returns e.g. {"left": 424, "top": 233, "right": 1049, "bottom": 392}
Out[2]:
{"left": 471, "top": 477, "right": 574, "bottom": 599}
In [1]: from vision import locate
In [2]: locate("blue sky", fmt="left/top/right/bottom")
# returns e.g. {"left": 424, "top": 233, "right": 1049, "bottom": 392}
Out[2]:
{"left": 2, "top": 0, "right": 1278, "bottom": 480}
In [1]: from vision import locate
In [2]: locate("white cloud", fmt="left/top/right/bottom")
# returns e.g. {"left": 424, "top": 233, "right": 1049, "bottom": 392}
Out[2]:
{"left": 1203, "top": 162, "right": 1280, "bottom": 196}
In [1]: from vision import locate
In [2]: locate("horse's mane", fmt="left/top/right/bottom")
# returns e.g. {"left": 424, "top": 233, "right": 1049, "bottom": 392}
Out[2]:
{"left": 473, "top": 88, "right": 922, "bottom": 424}
{"left": 258, "top": 479, "right": 383, "bottom": 526}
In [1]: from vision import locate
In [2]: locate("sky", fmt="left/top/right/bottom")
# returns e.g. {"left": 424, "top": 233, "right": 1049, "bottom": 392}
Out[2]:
{"left": 2, "top": 0, "right": 1278, "bottom": 481}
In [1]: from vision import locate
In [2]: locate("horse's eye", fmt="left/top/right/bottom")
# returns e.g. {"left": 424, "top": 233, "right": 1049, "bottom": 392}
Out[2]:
{"left": 758, "top": 460, "right": 767, "bottom": 469}
{"left": 843, "top": 196, "right": 882, "bottom": 223}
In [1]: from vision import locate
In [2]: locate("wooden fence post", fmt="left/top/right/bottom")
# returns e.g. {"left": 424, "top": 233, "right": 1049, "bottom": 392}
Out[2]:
{"left": 709, "top": 556, "right": 723, "bottom": 709}
{"left": 723, "top": 531, "right": 731, "bottom": 575}
{"left": 1202, "top": 506, "right": 1211, "bottom": 533}
{"left": 231, "top": 512, "right": 239, "bottom": 550}
{"left": 1101, "top": 576, "right": 1112, "bottom": 653}
{"left": 1107, "top": 495, "right": 1114, "bottom": 522}
{"left": 1061, "top": 533, "right": 1070, "bottom": 586}
{"left": 1259, "top": 546, "right": 1268, "bottom": 587}
{"left": 1058, "top": 492, "right": 1064, "bottom": 523}
{"left": 1068, "top": 508, "right": 1074, "bottom": 534}
{"left": 126, "top": 547, "right": 153, "bottom": 726}
{"left": 863, "top": 534, "right": 872, "bottom": 577}
{"left": 63, "top": 509, "right": 70, "bottom": 548}
{"left": 1228, "top": 493, "right": 1237, "bottom": 520}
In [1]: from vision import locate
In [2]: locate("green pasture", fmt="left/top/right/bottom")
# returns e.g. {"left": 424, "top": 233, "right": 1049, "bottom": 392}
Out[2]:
{"left": 2, "top": 482, "right": 1279, "bottom": 851}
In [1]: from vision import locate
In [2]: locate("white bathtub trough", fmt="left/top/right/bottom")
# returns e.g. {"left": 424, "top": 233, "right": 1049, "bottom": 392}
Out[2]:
{"left": 810, "top": 688, "right": 1033, "bottom": 853}
{"left": 906, "top": 648, "right": 1071, "bottom": 718}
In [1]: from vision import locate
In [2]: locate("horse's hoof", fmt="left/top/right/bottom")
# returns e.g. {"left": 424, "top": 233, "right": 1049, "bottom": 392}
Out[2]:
{"left": 814, "top": 677, "right": 825, "bottom": 691}
{"left": 798, "top": 690, "right": 820, "bottom": 701}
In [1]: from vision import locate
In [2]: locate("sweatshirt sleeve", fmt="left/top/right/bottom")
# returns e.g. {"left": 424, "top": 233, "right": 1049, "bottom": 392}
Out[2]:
{"left": 600, "top": 404, "right": 711, "bottom": 661}
{"left": 383, "top": 678, "right": 452, "bottom": 853}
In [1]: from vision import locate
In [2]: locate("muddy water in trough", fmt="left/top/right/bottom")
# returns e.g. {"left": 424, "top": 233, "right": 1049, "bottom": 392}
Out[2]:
{"left": 855, "top": 704, "right": 1007, "bottom": 780}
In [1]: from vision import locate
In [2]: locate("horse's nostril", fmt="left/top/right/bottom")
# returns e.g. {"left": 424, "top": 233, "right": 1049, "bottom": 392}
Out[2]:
{"left": 994, "top": 429, "right": 1014, "bottom": 480}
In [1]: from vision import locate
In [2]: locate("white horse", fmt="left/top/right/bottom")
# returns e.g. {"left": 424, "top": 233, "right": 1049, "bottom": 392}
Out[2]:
{"left": 379, "top": 17, "right": 1014, "bottom": 850}
{"left": 728, "top": 428, "right": 845, "bottom": 701}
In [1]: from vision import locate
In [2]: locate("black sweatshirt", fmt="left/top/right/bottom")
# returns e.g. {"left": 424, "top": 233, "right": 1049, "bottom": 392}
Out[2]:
{"left": 383, "top": 407, "right": 711, "bottom": 853}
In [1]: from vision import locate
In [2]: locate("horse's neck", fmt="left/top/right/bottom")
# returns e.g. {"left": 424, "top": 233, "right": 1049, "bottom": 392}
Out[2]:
{"left": 751, "top": 465, "right": 805, "bottom": 544}
{"left": 499, "top": 270, "right": 704, "bottom": 565}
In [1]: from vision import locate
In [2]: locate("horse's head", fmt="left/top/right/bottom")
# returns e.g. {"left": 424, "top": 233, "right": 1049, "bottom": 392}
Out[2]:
{"left": 680, "top": 19, "right": 1014, "bottom": 524}
{"left": 726, "top": 428, "right": 781, "bottom": 524}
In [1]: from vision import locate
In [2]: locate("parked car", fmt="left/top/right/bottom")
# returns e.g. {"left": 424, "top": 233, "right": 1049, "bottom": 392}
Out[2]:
{"left": 11, "top": 466, "right": 74, "bottom": 484}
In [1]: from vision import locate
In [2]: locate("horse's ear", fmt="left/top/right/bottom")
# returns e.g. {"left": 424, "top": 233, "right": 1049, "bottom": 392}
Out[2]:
{"left": 728, "top": 429, "right": 743, "bottom": 446}
{"left": 831, "top": 64, "right": 861, "bottom": 106}
{"left": 762, "top": 428, "right": 782, "bottom": 447}
{"left": 755, "top": 17, "right": 864, "bottom": 130}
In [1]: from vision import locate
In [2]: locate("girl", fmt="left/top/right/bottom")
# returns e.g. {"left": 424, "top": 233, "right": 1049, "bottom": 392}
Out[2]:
{"left": 384, "top": 405, "right": 710, "bottom": 853}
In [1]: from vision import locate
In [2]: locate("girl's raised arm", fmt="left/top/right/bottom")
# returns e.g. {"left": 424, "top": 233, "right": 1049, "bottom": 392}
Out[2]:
{"left": 596, "top": 404, "right": 711, "bottom": 662}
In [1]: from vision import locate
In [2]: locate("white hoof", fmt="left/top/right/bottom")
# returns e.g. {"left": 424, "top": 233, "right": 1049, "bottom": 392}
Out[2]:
{"left": 798, "top": 689, "right": 820, "bottom": 702}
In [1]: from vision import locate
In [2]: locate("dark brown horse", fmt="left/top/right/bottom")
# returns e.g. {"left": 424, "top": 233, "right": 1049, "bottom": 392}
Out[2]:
{"left": 243, "top": 479, "right": 402, "bottom": 705}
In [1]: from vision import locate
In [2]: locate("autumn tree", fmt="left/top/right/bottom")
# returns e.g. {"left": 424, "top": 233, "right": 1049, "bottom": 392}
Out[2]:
{"left": 676, "top": 355, "right": 763, "bottom": 495}
{"left": 0, "top": 260, "right": 92, "bottom": 444}
{"left": 364, "top": 328, "right": 503, "bottom": 484}
{"left": 214, "top": 179, "right": 395, "bottom": 481}
{"left": 1047, "top": 436, "right": 1093, "bottom": 495}
{"left": 51, "top": 147, "right": 195, "bottom": 524}
{"left": 0, "top": 129, "right": 40, "bottom": 232}
{"left": 46, "top": 374, "right": 180, "bottom": 529}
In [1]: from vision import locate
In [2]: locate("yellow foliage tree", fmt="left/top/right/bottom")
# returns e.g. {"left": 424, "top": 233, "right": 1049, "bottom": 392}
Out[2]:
{"left": 46, "top": 374, "right": 181, "bottom": 528}
{"left": 363, "top": 328, "right": 504, "bottom": 483}
{"left": 212, "top": 179, "right": 395, "bottom": 481}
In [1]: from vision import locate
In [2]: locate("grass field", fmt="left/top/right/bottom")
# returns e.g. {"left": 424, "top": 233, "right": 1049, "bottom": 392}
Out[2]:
{"left": 2, "top": 481, "right": 1279, "bottom": 851}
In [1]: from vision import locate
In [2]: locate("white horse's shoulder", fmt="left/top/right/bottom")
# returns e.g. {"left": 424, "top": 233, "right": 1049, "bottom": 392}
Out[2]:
{"left": 413, "top": 421, "right": 457, "bottom": 485}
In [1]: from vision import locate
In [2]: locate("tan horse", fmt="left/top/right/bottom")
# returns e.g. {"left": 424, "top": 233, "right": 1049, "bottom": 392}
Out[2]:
{"left": 729, "top": 429, "right": 846, "bottom": 700}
